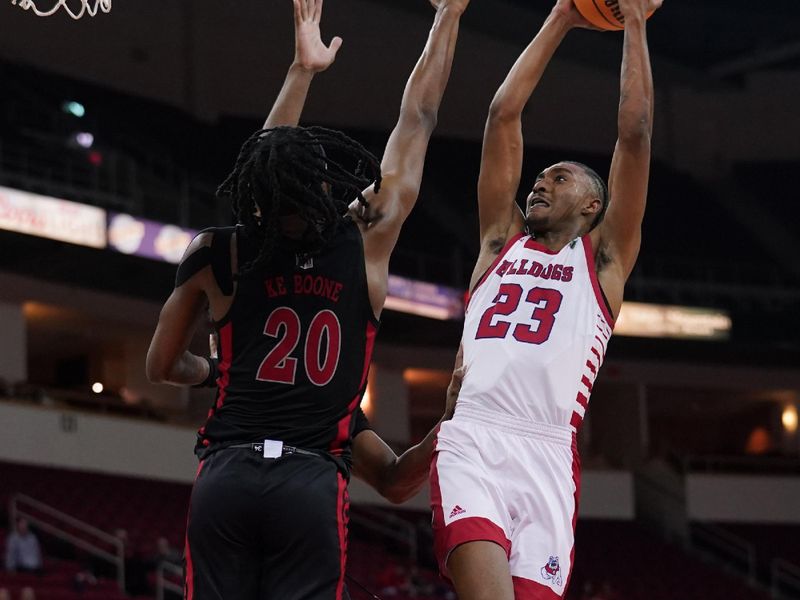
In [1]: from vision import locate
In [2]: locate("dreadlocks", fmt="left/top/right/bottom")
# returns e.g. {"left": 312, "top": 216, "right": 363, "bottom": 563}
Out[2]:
{"left": 217, "top": 125, "right": 382, "bottom": 275}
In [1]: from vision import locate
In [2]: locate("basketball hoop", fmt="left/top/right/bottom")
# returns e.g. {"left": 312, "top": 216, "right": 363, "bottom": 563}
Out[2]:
{"left": 11, "top": 0, "right": 111, "bottom": 19}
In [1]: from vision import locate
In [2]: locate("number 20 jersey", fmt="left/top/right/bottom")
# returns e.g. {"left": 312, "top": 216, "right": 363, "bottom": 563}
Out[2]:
{"left": 196, "top": 219, "right": 378, "bottom": 455}
{"left": 460, "top": 233, "right": 615, "bottom": 432}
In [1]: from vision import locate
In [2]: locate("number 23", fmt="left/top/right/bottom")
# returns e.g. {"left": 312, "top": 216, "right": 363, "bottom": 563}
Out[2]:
{"left": 476, "top": 284, "right": 562, "bottom": 344}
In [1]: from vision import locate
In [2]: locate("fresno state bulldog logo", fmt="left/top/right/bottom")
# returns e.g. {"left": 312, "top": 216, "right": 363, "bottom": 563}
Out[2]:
{"left": 540, "top": 556, "right": 563, "bottom": 587}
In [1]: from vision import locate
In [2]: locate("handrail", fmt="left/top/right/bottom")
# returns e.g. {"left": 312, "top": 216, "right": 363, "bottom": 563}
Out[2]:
{"left": 690, "top": 522, "right": 756, "bottom": 584}
{"left": 9, "top": 493, "right": 126, "bottom": 591}
{"left": 155, "top": 560, "right": 183, "bottom": 600}
{"left": 351, "top": 507, "right": 418, "bottom": 565}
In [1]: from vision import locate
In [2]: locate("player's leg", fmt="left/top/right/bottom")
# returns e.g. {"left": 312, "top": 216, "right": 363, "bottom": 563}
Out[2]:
{"left": 506, "top": 436, "right": 579, "bottom": 599}
{"left": 184, "top": 451, "right": 262, "bottom": 600}
{"left": 448, "top": 540, "right": 515, "bottom": 600}
{"left": 430, "top": 418, "right": 515, "bottom": 599}
{"left": 260, "top": 454, "right": 350, "bottom": 600}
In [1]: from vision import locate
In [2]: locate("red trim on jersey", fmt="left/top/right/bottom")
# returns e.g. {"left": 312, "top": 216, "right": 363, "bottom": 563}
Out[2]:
{"left": 593, "top": 335, "right": 607, "bottom": 355}
{"left": 512, "top": 576, "right": 562, "bottom": 599}
{"left": 466, "top": 233, "right": 525, "bottom": 309}
{"left": 197, "top": 324, "right": 233, "bottom": 437}
{"left": 429, "top": 445, "right": 445, "bottom": 540}
{"left": 214, "top": 322, "right": 233, "bottom": 409}
{"left": 581, "top": 375, "right": 593, "bottom": 392}
{"left": 590, "top": 347, "right": 602, "bottom": 363}
{"left": 563, "top": 436, "right": 581, "bottom": 597}
{"left": 585, "top": 359, "right": 597, "bottom": 375}
{"left": 570, "top": 411, "right": 583, "bottom": 430}
{"left": 334, "top": 472, "right": 348, "bottom": 600}
{"left": 576, "top": 392, "right": 588, "bottom": 410}
{"left": 330, "top": 321, "right": 377, "bottom": 452}
{"left": 523, "top": 237, "right": 560, "bottom": 255}
{"left": 183, "top": 459, "right": 206, "bottom": 600}
{"left": 580, "top": 235, "right": 615, "bottom": 327}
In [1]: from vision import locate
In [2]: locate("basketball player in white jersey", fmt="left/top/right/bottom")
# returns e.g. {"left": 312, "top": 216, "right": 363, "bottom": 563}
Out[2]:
{"left": 429, "top": 0, "right": 660, "bottom": 598}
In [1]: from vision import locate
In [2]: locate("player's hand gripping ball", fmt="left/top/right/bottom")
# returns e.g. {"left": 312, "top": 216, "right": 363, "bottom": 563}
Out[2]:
{"left": 572, "top": 0, "right": 660, "bottom": 31}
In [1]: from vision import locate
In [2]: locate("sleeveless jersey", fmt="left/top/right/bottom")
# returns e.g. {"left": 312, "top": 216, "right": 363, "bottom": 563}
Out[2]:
{"left": 196, "top": 219, "right": 378, "bottom": 457}
{"left": 459, "top": 233, "right": 614, "bottom": 432}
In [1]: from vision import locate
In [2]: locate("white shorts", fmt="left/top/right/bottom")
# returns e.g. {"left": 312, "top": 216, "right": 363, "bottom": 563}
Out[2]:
{"left": 429, "top": 404, "right": 579, "bottom": 599}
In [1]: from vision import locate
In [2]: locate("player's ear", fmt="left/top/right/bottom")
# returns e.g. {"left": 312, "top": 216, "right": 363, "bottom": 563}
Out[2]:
{"left": 582, "top": 196, "right": 601, "bottom": 217}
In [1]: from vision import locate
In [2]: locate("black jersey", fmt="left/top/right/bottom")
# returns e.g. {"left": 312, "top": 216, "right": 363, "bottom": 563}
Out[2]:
{"left": 196, "top": 219, "right": 378, "bottom": 459}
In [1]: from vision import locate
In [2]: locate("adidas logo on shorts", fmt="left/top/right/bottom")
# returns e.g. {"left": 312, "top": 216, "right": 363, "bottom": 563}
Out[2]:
{"left": 449, "top": 505, "right": 466, "bottom": 518}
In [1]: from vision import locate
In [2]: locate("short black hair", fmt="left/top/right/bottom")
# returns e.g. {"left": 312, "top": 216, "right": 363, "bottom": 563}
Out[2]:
{"left": 565, "top": 161, "right": 609, "bottom": 231}
{"left": 217, "top": 125, "right": 382, "bottom": 274}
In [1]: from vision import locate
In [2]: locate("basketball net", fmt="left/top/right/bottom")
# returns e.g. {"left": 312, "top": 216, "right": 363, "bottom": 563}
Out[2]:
{"left": 11, "top": 0, "right": 111, "bottom": 19}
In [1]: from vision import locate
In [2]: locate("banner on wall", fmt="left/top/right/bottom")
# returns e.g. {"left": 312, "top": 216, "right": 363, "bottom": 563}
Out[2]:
{"left": 107, "top": 212, "right": 198, "bottom": 264}
{"left": 0, "top": 186, "right": 106, "bottom": 248}
{"left": 385, "top": 274, "right": 464, "bottom": 320}
{"left": 615, "top": 301, "right": 732, "bottom": 339}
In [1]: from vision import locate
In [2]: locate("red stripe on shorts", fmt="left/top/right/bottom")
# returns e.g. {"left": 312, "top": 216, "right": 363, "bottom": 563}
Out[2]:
{"left": 563, "top": 435, "right": 582, "bottom": 596}
{"left": 334, "top": 472, "right": 348, "bottom": 600}
{"left": 183, "top": 459, "right": 206, "bottom": 600}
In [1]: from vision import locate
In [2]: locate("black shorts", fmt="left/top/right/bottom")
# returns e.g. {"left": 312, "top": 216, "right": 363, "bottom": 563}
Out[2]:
{"left": 184, "top": 446, "right": 351, "bottom": 600}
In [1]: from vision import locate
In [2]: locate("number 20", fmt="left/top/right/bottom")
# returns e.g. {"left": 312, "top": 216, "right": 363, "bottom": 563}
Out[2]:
{"left": 476, "top": 284, "right": 563, "bottom": 344}
{"left": 257, "top": 308, "right": 342, "bottom": 386}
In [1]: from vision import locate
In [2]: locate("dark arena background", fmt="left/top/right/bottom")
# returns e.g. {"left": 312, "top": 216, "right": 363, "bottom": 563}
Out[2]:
{"left": 1, "top": 1, "right": 799, "bottom": 599}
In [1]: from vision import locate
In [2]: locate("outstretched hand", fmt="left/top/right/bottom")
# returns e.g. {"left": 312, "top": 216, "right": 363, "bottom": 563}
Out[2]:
{"left": 428, "top": 0, "right": 470, "bottom": 15}
{"left": 617, "top": 0, "right": 663, "bottom": 21}
{"left": 293, "top": 0, "right": 342, "bottom": 73}
{"left": 551, "top": 0, "right": 602, "bottom": 30}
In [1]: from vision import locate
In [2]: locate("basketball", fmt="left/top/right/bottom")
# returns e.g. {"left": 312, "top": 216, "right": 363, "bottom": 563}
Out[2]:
{"left": 572, "top": 0, "right": 655, "bottom": 31}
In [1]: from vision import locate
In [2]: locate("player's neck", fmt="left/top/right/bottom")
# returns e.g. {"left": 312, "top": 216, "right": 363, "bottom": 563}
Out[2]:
{"left": 528, "top": 228, "right": 582, "bottom": 252}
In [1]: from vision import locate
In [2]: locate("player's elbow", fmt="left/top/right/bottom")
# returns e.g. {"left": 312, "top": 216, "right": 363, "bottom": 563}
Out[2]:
{"left": 145, "top": 353, "right": 168, "bottom": 384}
{"left": 618, "top": 111, "right": 652, "bottom": 146}
{"left": 399, "top": 104, "right": 438, "bottom": 135}
{"left": 487, "top": 96, "right": 521, "bottom": 125}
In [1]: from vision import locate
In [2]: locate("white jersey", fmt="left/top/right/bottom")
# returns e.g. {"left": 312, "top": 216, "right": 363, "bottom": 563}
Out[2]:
{"left": 460, "top": 233, "right": 614, "bottom": 432}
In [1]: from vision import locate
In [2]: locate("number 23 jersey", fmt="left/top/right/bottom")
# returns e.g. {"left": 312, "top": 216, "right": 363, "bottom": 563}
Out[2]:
{"left": 460, "top": 233, "right": 615, "bottom": 432}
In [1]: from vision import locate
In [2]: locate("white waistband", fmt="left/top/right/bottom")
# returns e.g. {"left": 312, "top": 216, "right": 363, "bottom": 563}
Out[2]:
{"left": 453, "top": 403, "right": 573, "bottom": 446}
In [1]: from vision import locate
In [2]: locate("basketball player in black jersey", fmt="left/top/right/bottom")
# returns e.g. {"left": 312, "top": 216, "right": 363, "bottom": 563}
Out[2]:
{"left": 146, "top": 0, "right": 470, "bottom": 598}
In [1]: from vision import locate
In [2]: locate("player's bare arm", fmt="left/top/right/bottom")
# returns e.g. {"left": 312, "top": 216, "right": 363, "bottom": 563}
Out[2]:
{"left": 355, "top": 0, "right": 470, "bottom": 318}
{"left": 146, "top": 234, "right": 216, "bottom": 386}
{"left": 263, "top": 0, "right": 342, "bottom": 129}
{"left": 470, "top": 0, "right": 593, "bottom": 291}
{"left": 591, "top": 0, "right": 660, "bottom": 317}
{"left": 352, "top": 352, "right": 464, "bottom": 503}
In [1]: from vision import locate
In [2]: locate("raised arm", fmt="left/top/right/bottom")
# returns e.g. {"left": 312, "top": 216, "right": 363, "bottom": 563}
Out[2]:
{"left": 263, "top": 0, "right": 342, "bottom": 129}
{"left": 475, "top": 1, "right": 589, "bottom": 261}
{"left": 358, "top": 0, "right": 469, "bottom": 316}
{"left": 595, "top": 0, "right": 660, "bottom": 315}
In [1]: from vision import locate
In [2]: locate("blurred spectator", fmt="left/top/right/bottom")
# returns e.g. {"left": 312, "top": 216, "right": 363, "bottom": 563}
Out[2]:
{"left": 151, "top": 536, "right": 181, "bottom": 568}
{"left": 19, "top": 588, "right": 36, "bottom": 600}
{"left": 376, "top": 563, "right": 410, "bottom": 597}
{"left": 4, "top": 518, "right": 43, "bottom": 574}
{"left": 0, "top": 587, "right": 10, "bottom": 600}
{"left": 73, "top": 568, "right": 98, "bottom": 592}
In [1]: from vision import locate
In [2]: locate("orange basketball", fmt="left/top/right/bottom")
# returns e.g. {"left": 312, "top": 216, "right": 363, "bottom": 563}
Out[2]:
{"left": 572, "top": 0, "right": 655, "bottom": 31}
